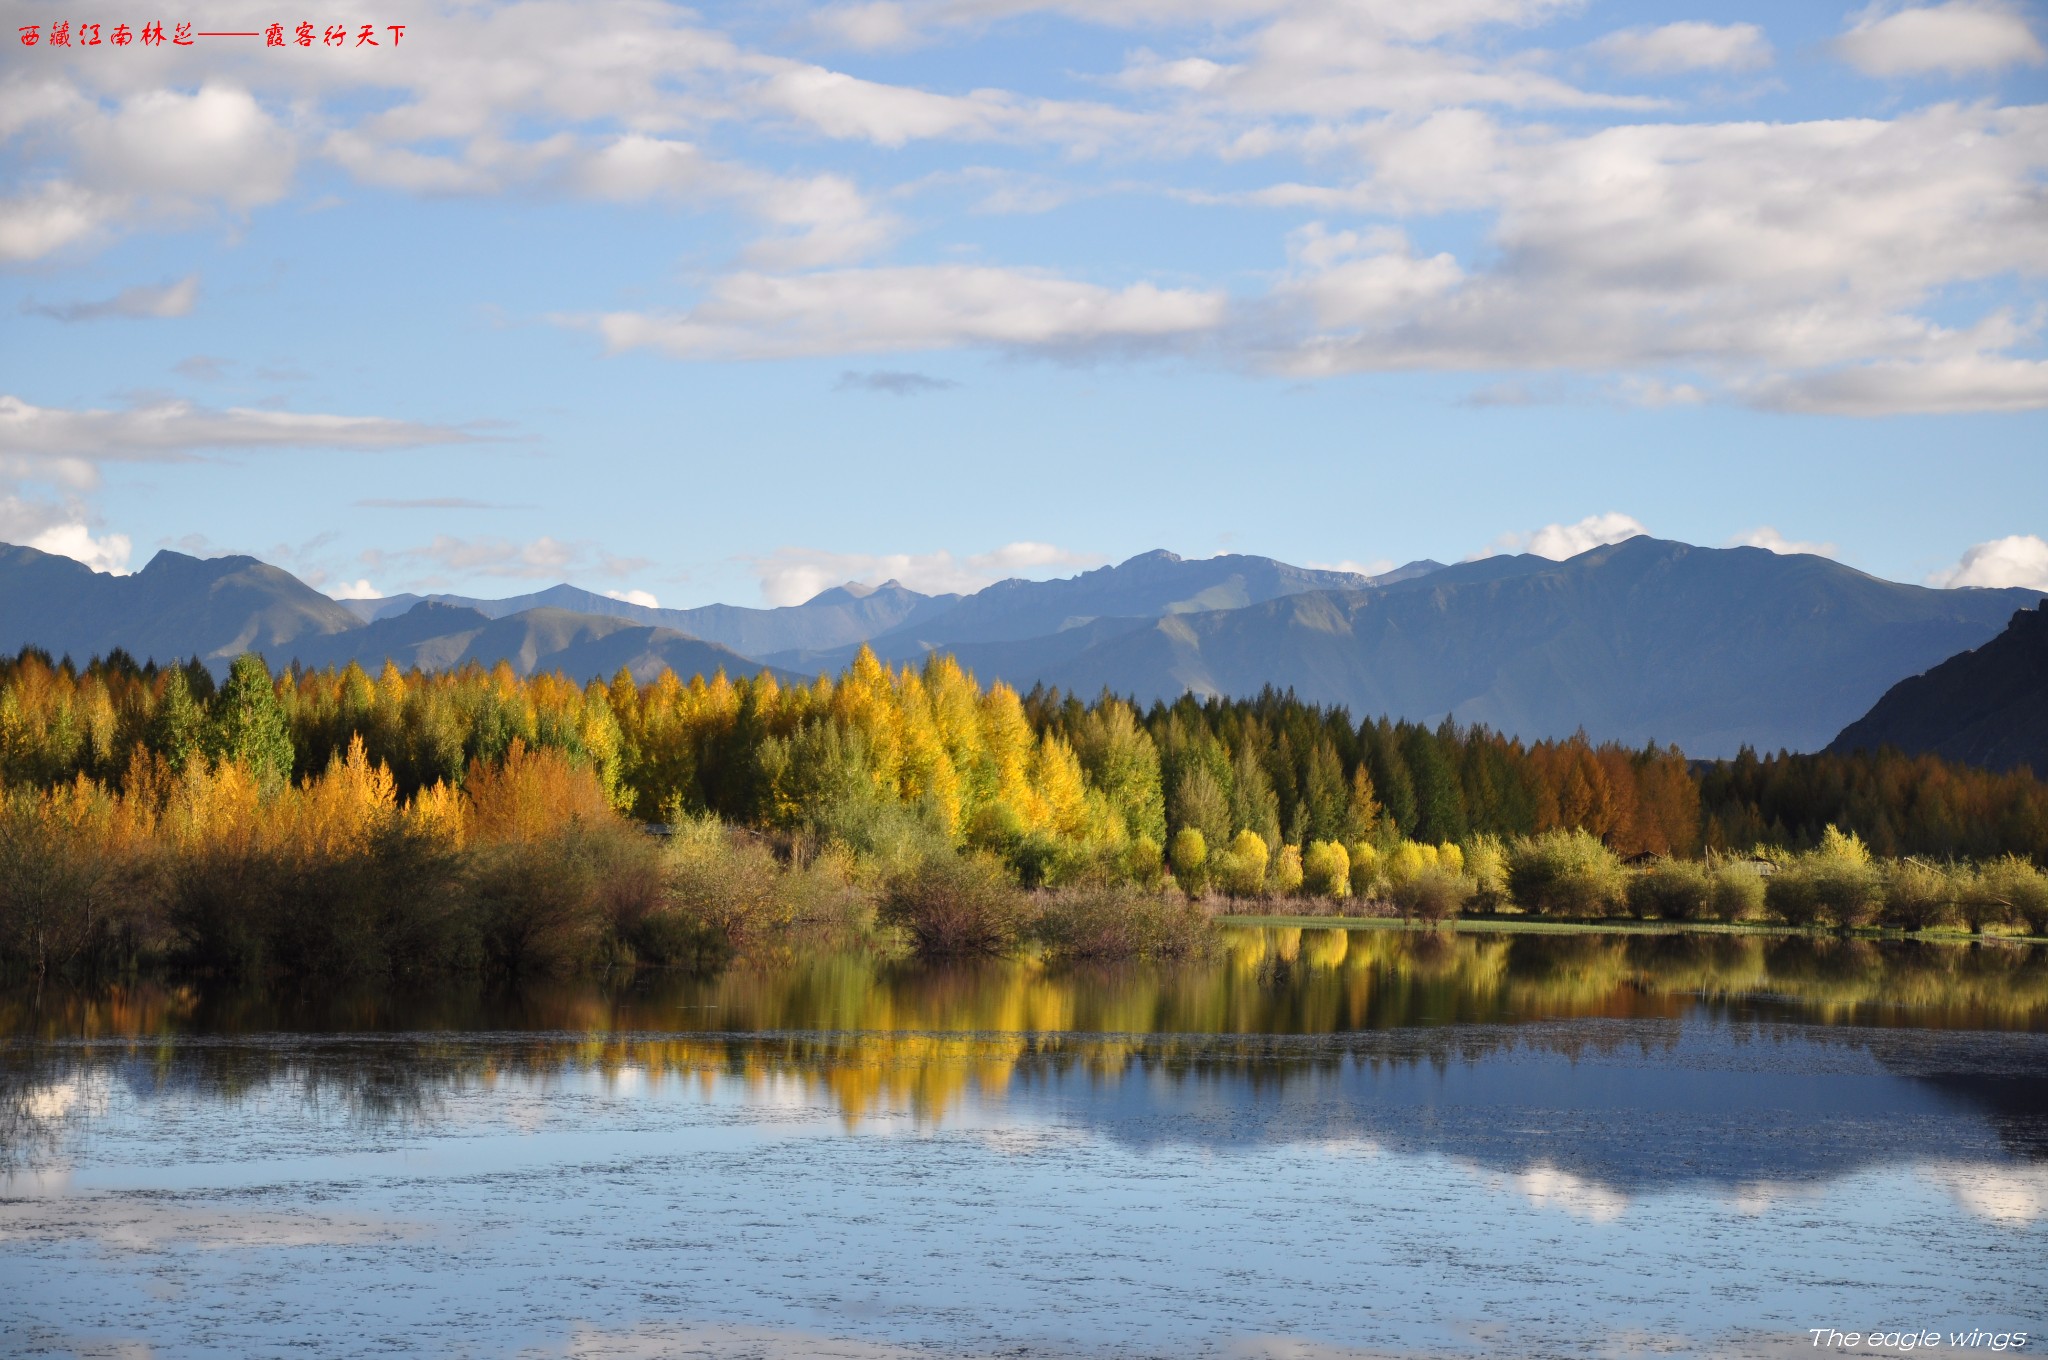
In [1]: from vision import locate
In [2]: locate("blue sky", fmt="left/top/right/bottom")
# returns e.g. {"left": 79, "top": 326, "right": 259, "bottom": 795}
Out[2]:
{"left": 3, "top": 0, "right": 2045, "bottom": 607}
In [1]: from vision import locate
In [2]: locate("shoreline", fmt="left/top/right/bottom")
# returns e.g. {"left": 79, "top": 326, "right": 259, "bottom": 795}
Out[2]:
{"left": 1216, "top": 912, "right": 2048, "bottom": 945}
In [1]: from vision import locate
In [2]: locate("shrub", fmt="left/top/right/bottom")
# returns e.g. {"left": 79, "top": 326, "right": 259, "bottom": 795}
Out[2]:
{"left": 1213, "top": 829, "right": 1270, "bottom": 898}
{"left": 1707, "top": 863, "right": 1767, "bottom": 922}
{"left": 640, "top": 821, "right": 791, "bottom": 961}
{"left": 1126, "top": 835, "right": 1166, "bottom": 891}
{"left": 1169, "top": 828, "right": 1209, "bottom": 898}
{"left": 1390, "top": 867, "right": 1464, "bottom": 925}
{"left": 0, "top": 789, "right": 135, "bottom": 977}
{"left": 1386, "top": 840, "right": 1436, "bottom": 885}
{"left": 1967, "top": 856, "right": 2048, "bottom": 934}
{"left": 1505, "top": 830, "right": 1625, "bottom": 918}
{"left": 879, "top": 851, "right": 1029, "bottom": 956}
{"left": 1769, "top": 826, "right": 1881, "bottom": 928}
{"left": 1625, "top": 859, "right": 1711, "bottom": 920}
{"left": 820, "top": 781, "right": 953, "bottom": 879}
{"left": 271, "top": 823, "right": 472, "bottom": 977}
{"left": 167, "top": 842, "right": 289, "bottom": 978}
{"left": 1302, "top": 840, "right": 1351, "bottom": 899}
{"left": 1034, "top": 885, "right": 1215, "bottom": 960}
{"left": 1461, "top": 834, "right": 1508, "bottom": 910}
{"left": 1270, "top": 844, "right": 1304, "bottom": 897}
{"left": 1882, "top": 859, "right": 1961, "bottom": 931}
{"left": 1347, "top": 842, "right": 1381, "bottom": 898}
{"left": 468, "top": 825, "right": 626, "bottom": 974}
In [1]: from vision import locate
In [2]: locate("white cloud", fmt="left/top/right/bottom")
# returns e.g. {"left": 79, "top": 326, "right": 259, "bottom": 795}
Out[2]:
{"left": 1111, "top": 2, "right": 1660, "bottom": 119}
{"left": 1929, "top": 534, "right": 2048, "bottom": 589}
{"left": 73, "top": 84, "right": 295, "bottom": 208}
{"left": 1745, "top": 355, "right": 2048, "bottom": 416}
{"left": 1592, "top": 22, "right": 1774, "bottom": 74}
{"left": 28, "top": 274, "right": 200, "bottom": 322}
{"left": 606, "top": 588, "right": 661, "bottom": 608}
{"left": 580, "top": 266, "right": 1225, "bottom": 361}
{"left": 1729, "top": 527, "right": 1839, "bottom": 557}
{"left": 24, "top": 521, "right": 133, "bottom": 574}
{"left": 0, "top": 181, "right": 126, "bottom": 262}
{"left": 0, "top": 83, "right": 299, "bottom": 261}
{"left": 3, "top": 0, "right": 2044, "bottom": 421}
{"left": 1837, "top": 1, "right": 2046, "bottom": 76}
{"left": 0, "top": 395, "right": 482, "bottom": 460}
{"left": 328, "top": 579, "right": 383, "bottom": 601}
{"left": 1239, "top": 103, "right": 2048, "bottom": 408}
{"left": 811, "top": 3, "right": 922, "bottom": 52}
{"left": 749, "top": 541, "right": 1107, "bottom": 606}
{"left": 1474, "top": 512, "right": 1649, "bottom": 561}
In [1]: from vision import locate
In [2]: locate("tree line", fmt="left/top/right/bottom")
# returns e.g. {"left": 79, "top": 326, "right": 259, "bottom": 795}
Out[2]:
{"left": 1, "top": 645, "right": 2040, "bottom": 866}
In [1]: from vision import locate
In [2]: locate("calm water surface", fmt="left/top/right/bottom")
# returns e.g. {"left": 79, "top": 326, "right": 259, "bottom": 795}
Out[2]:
{"left": 2, "top": 927, "right": 2044, "bottom": 1359}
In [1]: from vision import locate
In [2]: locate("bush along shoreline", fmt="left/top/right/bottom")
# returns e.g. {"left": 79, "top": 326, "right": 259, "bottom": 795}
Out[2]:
{"left": 1, "top": 650, "right": 2044, "bottom": 982}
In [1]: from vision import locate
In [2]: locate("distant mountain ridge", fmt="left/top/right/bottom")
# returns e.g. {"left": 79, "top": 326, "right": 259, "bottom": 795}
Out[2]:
{"left": 1829, "top": 600, "right": 2048, "bottom": 775}
{"left": 1, "top": 538, "right": 2039, "bottom": 759}
{"left": 761, "top": 551, "right": 1445, "bottom": 670}
{"left": 343, "top": 579, "right": 960, "bottom": 658}
{"left": 922, "top": 538, "right": 2038, "bottom": 757}
{"left": 290, "top": 602, "right": 788, "bottom": 685}
{"left": 0, "top": 545, "right": 359, "bottom": 667}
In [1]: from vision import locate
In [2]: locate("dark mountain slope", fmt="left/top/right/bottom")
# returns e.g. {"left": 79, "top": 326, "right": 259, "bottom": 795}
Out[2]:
{"left": 0, "top": 545, "right": 360, "bottom": 667}
{"left": 976, "top": 539, "right": 2040, "bottom": 757}
{"left": 1828, "top": 600, "right": 2048, "bottom": 774}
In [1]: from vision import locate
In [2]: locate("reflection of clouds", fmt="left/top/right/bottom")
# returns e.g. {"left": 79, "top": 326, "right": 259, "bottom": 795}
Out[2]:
{"left": 1724, "top": 1163, "right": 2048, "bottom": 1226}
{"left": 1725, "top": 1180, "right": 1809, "bottom": 1217}
{"left": 2, "top": 1072, "right": 111, "bottom": 1178}
{"left": 601, "top": 1063, "right": 647, "bottom": 1097}
{"left": 0, "top": 1165, "right": 76, "bottom": 1198}
{"left": 23, "top": 1075, "right": 108, "bottom": 1121}
{"left": 1920, "top": 1161, "right": 2048, "bottom": 1225}
{"left": 0, "top": 1197, "right": 423, "bottom": 1253}
{"left": 1510, "top": 1163, "right": 1629, "bottom": 1222}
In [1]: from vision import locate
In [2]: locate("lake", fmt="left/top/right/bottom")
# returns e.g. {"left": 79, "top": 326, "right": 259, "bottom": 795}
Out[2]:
{"left": 3, "top": 927, "right": 2044, "bottom": 1358}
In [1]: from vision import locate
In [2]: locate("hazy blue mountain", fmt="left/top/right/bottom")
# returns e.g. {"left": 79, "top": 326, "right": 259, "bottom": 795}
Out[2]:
{"left": 290, "top": 604, "right": 786, "bottom": 683}
{"left": 765, "top": 551, "right": 1444, "bottom": 670}
{"left": 0, "top": 544, "right": 360, "bottom": 669}
{"left": 1829, "top": 599, "right": 2048, "bottom": 775}
{"left": 344, "top": 579, "right": 960, "bottom": 656}
{"left": 930, "top": 539, "right": 2041, "bottom": 758}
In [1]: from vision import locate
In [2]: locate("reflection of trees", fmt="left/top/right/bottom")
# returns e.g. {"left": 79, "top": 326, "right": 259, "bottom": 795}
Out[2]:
{"left": 2, "top": 929, "right": 2043, "bottom": 1162}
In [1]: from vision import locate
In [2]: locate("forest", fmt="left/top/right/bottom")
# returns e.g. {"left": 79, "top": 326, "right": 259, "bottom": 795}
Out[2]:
{"left": 0, "top": 645, "right": 2044, "bottom": 979}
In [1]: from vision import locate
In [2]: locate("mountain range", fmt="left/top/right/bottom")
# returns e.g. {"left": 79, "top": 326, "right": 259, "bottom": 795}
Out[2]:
{"left": 1, "top": 538, "right": 2038, "bottom": 759}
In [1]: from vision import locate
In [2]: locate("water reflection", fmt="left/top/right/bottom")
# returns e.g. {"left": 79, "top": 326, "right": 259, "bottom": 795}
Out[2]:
{"left": 8, "top": 926, "right": 2047, "bottom": 1044}
{"left": 3, "top": 929, "right": 2044, "bottom": 1359}
{"left": 4, "top": 929, "right": 2046, "bottom": 1186}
